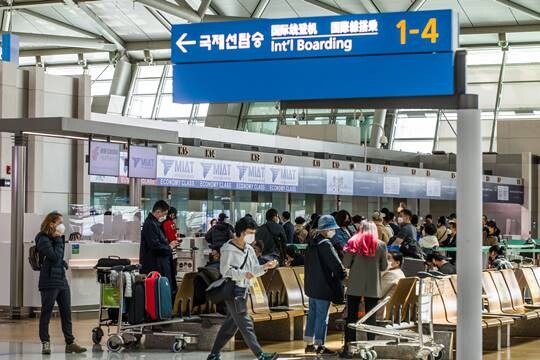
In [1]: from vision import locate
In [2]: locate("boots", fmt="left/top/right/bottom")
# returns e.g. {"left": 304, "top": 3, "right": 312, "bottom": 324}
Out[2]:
{"left": 65, "top": 342, "right": 87, "bottom": 354}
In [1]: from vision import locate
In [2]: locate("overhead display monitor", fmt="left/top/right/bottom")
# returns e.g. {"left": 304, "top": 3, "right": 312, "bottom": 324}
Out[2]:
{"left": 171, "top": 10, "right": 458, "bottom": 103}
{"left": 89, "top": 141, "right": 121, "bottom": 177}
{"left": 128, "top": 146, "right": 157, "bottom": 179}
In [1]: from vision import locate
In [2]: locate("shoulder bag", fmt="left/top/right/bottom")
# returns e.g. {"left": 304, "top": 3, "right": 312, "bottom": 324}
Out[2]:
{"left": 206, "top": 250, "right": 249, "bottom": 304}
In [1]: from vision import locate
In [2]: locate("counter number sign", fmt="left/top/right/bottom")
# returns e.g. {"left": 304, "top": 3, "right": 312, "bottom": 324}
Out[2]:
{"left": 397, "top": 18, "right": 439, "bottom": 45}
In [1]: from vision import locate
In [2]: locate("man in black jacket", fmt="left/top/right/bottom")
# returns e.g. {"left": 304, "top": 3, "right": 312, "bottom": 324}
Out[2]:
{"left": 205, "top": 213, "right": 234, "bottom": 251}
{"left": 255, "top": 209, "right": 287, "bottom": 263}
{"left": 282, "top": 211, "right": 295, "bottom": 244}
{"left": 140, "top": 200, "right": 177, "bottom": 298}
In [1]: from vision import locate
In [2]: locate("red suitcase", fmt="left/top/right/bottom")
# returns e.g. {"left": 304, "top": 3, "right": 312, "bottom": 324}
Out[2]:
{"left": 145, "top": 272, "right": 160, "bottom": 321}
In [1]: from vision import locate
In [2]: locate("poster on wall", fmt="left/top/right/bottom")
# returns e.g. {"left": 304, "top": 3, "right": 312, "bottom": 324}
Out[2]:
{"left": 89, "top": 141, "right": 120, "bottom": 177}
{"left": 326, "top": 170, "right": 354, "bottom": 195}
{"left": 426, "top": 179, "right": 442, "bottom": 197}
{"left": 383, "top": 176, "right": 400, "bottom": 195}
{"left": 497, "top": 185, "right": 509, "bottom": 201}
{"left": 128, "top": 146, "right": 157, "bottom": 179}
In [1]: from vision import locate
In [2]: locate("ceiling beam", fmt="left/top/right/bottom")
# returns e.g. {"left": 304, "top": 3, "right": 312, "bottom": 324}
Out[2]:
{"left": 62, "top": 1, "right": 126, "bottom": 51}
{"left": 303, "top": 0, "right": 349, "bottom": 15}
{"left": 197, "top": 0, "right": 213, "bottom": 19}
{"left": 251, "top": 0, "right": 270, "bottom": 18}
{"left": 0, "top": 0, "right": 98, "bottom": 10}
{"left": 135, "top": 0, "right": 200, "bottom": 23}
{"left": 461, "top": 23, "right": 540, "bottom": 35}
{"left": 13, "top": 32, "right": 116, "bottom": 51}
{"left": 407, "top": 0, "right": 427, "bottom": 12}
{"left": 363, "top": 0, "right": 380, "bottom": 13}
{"left": 18, "top": 9, "right": 101, "bottom": 38}
{"left": 494, "top": 0, "right": 540, "bottom": 21}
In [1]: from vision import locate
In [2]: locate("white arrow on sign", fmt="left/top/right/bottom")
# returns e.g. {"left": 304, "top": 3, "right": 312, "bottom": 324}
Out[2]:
{"left": 176, "top": 33, "right": 196, "bottom": 53}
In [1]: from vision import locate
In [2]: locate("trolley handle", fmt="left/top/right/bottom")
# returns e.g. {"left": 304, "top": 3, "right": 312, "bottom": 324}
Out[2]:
{"left": 417, "top": 271, "right": 445, "bottom": 279}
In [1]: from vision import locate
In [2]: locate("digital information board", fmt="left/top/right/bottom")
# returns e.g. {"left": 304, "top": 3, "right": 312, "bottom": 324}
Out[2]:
{"left": 128, "top": 146, "right": 158, "bottom": 179}
{"left": 171, "top": 10, "right": 458, "bottom": 103}
{"left": 88, "top": 141, "right": 121, "bottom": 177}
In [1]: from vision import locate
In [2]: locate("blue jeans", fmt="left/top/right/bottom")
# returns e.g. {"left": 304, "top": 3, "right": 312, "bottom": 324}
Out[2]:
{"left": 304, "top": 297, "right": 331, "bottom": 346}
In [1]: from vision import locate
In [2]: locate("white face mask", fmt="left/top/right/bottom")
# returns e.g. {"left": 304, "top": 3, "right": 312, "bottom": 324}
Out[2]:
{"left": 56, "top": 223, "right": 66, "bottom": 235}
{"left": 158, "top": 216, "right": 167, "bottom": 223}
{"left": 244, "top": 233, "right": 255, "bottom": 244}
{"left": 326, "top": 230, "right": 336, "bottom": 239}
{"left": 397, "top": 217, "right": 404, "bottom": 224}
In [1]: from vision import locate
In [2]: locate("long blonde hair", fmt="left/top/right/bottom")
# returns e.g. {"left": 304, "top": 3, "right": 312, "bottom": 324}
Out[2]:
{"left": 40, "top": 212, "right": 62, "bottom": 236}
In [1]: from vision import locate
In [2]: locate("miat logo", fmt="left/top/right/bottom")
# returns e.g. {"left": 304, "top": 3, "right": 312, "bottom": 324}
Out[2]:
{"left": 201, "top": 163, "right": 213, "bottom": 178}
{"left": 161, "top": 159, "right": 174, "bottom": 176}
{"left": 133, "top": 157, "right": 154, "bottom": 169}
{"left": 270, "top": 168, "right": 280, "bottom": 182}
{"left": 237, "top": 165, "right": 248, "bottom": 180}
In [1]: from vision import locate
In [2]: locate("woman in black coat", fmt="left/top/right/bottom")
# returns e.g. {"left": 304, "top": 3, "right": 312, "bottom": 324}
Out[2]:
{"left": 36, "top": 212, "right": 86, "bottom": 355}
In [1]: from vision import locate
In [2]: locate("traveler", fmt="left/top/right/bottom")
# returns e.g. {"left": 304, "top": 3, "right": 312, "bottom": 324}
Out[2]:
{"left": 207, "top": 217, "right": 278, "bottom": 360}
{"left": 386, "top": 211, "right": 400, "bottom": 236}
{"left": 332, "top": 210, "right": 353, "bottom": 248}
{"left": 206, "top": 246, "right": 221, "bottom": 269}
{"left": 305, "top": 213, "right": 319, "bottom": 234}
{"left": 285, "top": 245, "right": 305, "bottom": 267}
{"left": 294, "top": 216, "right": 308, "bottom": 243}
{"left": 371, "top": 211, "right": 390, "bottom": 244}
{"left": 210, "top": 218, "right": 218, "bottom": 228}
{"left": 436, "top": 216, "right": 448, "bottom": 244}
{"left": 441, "top": 221, "right": 457, "bottom": 263}
{"left": 426, "top": 253, "right": 456, "bottom": 274}
{"left": 380, "top": 252, "right": 405, "bottom": 299}
{"left": 162, "top": 207, "right": 181, "bottom": 280}
{"left": 341, "top": 221, "right": 388, "bottom": 357}
{"left": 485, "top": 220, "right": 501, "bottom": 246}
{"left": 419, "top": 223, "right": 439, "bottom": 253}
{"left": 282, "top": 211, "right": 295, "bottom": 244}
{"left": 351, "top": 215, "right": 364, "bottom": 232}
{"left": 36, "top": 212, "right": 86, "bottom": 355}
{"left": 304, "top": 215, "right": 346, "bottom": 355}
{"left": 140, "top": 200, "right": 177, "bottom": 300}
{"left": 255, "top": 208, "right": 287, "bottom": 264}
{"left": 394, "top": 209, "right": 418, "bottom": 243}
{"left": 252, "top": 241, "right": 269, "bottom": 265}
{"left": 205, "top": 213, "right": 234, "bottom": 251}
{"left": 487, "top": 245, "right": 513, "bottom": 270}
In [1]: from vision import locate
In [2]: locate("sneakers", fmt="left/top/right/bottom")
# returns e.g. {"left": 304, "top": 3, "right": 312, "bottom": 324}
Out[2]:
{"left": 206, "top": 354, "right": 221, "bottom": 360}
{"left": 317, "top": 346, "right": 336, "bottom": 355}
{"left": 42, "top": 342, "right": 51, "bottom": 355}
{"left": 65, "top": 342, "right": 87, "bottom": 354}
{"left": 305, "top": 344, "right": 317, "bottom": 353}
{"left": 258, "top": 352, "right": 278, "bottom": 360}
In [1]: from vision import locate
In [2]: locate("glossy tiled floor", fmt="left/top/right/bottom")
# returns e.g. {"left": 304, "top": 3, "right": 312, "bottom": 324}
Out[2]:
{"left": 1, "top": 318, "right": 540, "bottom": 359}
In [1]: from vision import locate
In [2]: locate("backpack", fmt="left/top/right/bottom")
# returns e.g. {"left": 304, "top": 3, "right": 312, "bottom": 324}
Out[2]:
{"left": 28, "top": 243, "right": 43, "bottom": 271}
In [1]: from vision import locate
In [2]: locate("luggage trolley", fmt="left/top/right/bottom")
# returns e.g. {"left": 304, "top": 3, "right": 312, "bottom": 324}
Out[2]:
{"left": 92, "top": 263, "right": 198, "bottom": 353}
{"left": 347, "top": 272, "right": 445, "bottom": 360}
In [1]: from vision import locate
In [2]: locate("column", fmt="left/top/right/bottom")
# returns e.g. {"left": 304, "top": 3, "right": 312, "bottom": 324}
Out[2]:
{"left": 205, "top": 103, "right": 243, "bottom": 129}
{"left": 9, "top": 134, "right": 26, "bottom": 319}
{"left": 456, "top": 109, "right": 482, "bottom": 360}
{"left": 369, "top": 109, "right": 387, "bottom": 148}
{"left": 129, "top": 178, "right": 142, "bottom": 208}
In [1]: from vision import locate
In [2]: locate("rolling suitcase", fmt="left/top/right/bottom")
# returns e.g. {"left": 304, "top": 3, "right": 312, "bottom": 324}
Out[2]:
{"left": 128, "top": 281, "right": 146, "bottom": 325}
{"left": 145, "top": 272, "right": 173, "bottom": 321}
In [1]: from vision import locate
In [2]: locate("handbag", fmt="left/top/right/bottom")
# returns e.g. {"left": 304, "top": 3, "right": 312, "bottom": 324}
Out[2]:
{"left": 206, "top": 251, "right": 249, "bottom": 304}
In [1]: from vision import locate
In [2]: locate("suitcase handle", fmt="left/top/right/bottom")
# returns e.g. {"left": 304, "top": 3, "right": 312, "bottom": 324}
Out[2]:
{"left": 147, "top": 271, "right": 160, "bottom": 279}
{"left": 108, "top": 256, "right": 121, "bottom": 259}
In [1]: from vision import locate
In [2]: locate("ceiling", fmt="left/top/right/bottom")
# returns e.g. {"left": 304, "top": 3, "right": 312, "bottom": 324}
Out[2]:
{"left": 1, "top": 0, "right": 540, "bottom": 62}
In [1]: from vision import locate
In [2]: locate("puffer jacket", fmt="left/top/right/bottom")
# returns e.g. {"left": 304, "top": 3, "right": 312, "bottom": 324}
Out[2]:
{"left": 205, "top": 221, "right": 234, "bottom": 250}
{"left": 36, "top": 232, "right": 68, "bottom": 291}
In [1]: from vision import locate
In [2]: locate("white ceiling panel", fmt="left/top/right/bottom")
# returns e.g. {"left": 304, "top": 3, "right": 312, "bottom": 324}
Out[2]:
{"left": 421, "top": 0, "right": 474, "bottom": 27}
{"left": 373, "top": 0, "right": 411, "bottom": 13}
{"left": 16, "top": 12, "right": 96, "bottom": 38}
{"left": 459, "top": 33, "right": 499, "bottom": 46}
{"left": 335, "top": 0, "right": 369, "bottom": 13}
{"left": 213, "top": 0, "right": 253, "bottom": 17}
{"left": 116, "top": 2, "right": 171, "bottom": 39}
{"left": 261, "top": 0, "right": 300, "bottom": 18}
{"left": 460, "top": 0, "right": 517, "bottom": 26}
{"left": 287, "top": 0, "right": 339, "bottom": 16}
{"left": 86, "top": 1, "right": 148, "bottom": 41}
{"left": 46, "top": 6, "right": 107, "bottom": 36}
{"left": 237, "top": 0, "right": 263, "bottom": 16}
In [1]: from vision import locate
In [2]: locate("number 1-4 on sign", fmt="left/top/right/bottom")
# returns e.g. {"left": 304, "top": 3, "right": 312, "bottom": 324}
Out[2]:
{"left": 396, "top": 18, "right": 439, "bottom": 45}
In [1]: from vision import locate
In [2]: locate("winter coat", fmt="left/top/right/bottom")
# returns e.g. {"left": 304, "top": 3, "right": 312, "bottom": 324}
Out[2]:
{"left": 140, "top": 214, "right": 175, "bottom": 291}
{"left": 332, "top": 227, "right": 352, "bottom": 248}
{"left": 343, "top": 240, "right": 388, "bottom": 298}
{"left": 205, "top": 221, "right": 234, "bottom": 250}
{"left": 304, "top": 234, "right": 346, "bottom": 302}
{"left": 294, "top": 224, "right": 308, "bottom": 243}
{"left": 283, "top": 221, "right": 295, "bottom": 244}
{"left": 255, "top": 220, "right": 287, "bottom": 259}
{"left": 36, "top": 233, "right": 68, "bottom": 291}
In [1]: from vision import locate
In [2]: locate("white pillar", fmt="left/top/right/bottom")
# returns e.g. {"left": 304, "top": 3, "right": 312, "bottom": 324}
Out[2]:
{"left": 456, "top": 109, "right": 482, "bottom": 360}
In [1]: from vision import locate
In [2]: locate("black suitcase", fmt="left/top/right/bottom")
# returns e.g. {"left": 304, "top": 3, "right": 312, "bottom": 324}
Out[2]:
{"left": 128, "top": 281, "right": 146, "bottom": 325}
{"left": 95, "top": 256, "right": 131, "bottom": 268}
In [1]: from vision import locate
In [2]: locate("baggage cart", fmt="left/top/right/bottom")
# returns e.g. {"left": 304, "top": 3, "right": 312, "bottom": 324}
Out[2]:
{"left": 92, "top": 264, "right": 199, "bottom": 353}
{"left": 347, "top": 272, "right": 445, "bottom": 360}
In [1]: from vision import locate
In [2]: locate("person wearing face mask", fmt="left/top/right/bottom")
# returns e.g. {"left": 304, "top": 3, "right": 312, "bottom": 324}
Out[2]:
{"left": 140, "top": 200, "right": 177, "bottom": 301}
{"left": 205, "top": 213, "right": 235, "bottom": 252}
{"left": 332, "top": 210, "right": 353, "bottom": 249}
{"left": 304, "top": 215, "right": 346, "bottom": 355}
{"left": 441, "top": 221, "right": 458, "bottom": 264}
{"left": 255, "top": 208, "right": 288, "bottom": 265}
{"left": 162, "top": 207, "right": 182, "bottom": 282}
{"left": 207, "top": 217, "right": 278, "bottom": 360}
{"left": 36, "top": 212, "right": 86, "bottom": 355}
{"left": 393, "top": 209, "right": 417, "bottom": 245}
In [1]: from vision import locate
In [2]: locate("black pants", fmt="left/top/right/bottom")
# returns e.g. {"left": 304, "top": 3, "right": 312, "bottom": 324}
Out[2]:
{"left": 345, "top": 295, "right": 379, "bottom": 343}
{"left": 39, "top": 288, "right": 75, "bottom": 344}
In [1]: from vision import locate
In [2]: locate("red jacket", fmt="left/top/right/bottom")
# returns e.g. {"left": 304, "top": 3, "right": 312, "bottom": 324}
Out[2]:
{"left": 162, "top": 218, "right": 177, "bottom": 243}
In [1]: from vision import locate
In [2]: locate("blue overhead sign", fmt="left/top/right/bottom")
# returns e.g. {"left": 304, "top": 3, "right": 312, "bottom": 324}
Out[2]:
{"left": 171, "top": 10, "right": 458, "bottom": 103}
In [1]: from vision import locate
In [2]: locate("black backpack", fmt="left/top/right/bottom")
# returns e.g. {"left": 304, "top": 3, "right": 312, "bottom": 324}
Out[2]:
{"left": 28, "top": 243, "right": 42, "bottom": 271}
